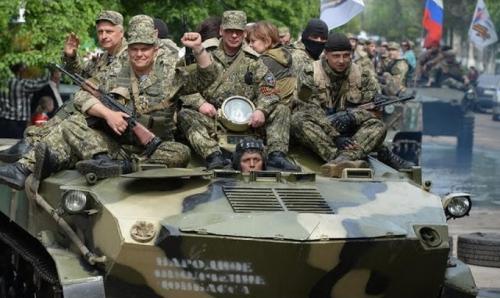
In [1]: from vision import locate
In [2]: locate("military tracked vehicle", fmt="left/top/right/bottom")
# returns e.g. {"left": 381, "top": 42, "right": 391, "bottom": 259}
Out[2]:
{"left": 0, "top": 97, "right": 478, "bottom": 297}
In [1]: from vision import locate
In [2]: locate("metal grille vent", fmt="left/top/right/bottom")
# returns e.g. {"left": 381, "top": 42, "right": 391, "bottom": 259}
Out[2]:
{"left": 223, "top": 186, "right": 333, "bottom": 214}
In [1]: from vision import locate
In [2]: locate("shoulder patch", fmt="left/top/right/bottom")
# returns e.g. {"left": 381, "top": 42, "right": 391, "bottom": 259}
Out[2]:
{"left": 264, "top": 72, "right": 276, "bottom": 87}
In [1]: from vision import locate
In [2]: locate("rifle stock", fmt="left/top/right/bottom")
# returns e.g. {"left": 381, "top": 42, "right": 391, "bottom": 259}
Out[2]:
{"left": 55, "top": 64, "right": 162, "bottom": 157}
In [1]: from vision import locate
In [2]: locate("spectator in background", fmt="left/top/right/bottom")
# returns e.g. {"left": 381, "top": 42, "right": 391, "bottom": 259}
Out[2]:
{"left": 467, "top": 66, "right": 480, "bottom": 86}
{"left": 0, "top": 63, "right": 49, "bottom": 138}
{"left": 31, "top": 68, "right": 63, "bottom": 119}
{"left": 197, "top": 16, "right": 222, "bottom": 41}
{"left": 401, "top": 40, "right": 416, "bottom": 85}
{"left": 31, "top": 96, "right": 54, "bottom": 126}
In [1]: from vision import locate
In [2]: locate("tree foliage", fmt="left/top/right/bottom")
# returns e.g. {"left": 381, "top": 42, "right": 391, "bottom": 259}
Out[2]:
{"left": 0, "top": 0, "right": 320, "bottom": 82}
{"left": 2, "top": 0, "right": 497, "bottom": 81}
{"left": 0, "top": 0, "right": 101, "bottom": 81}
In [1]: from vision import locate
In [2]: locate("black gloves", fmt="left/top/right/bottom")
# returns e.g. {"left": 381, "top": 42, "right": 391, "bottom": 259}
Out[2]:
{"left": 329, "top": 111, "right": 357, "bottom": 134}
{"left": 334, "top": 136, "right": 357, "bottom": 150}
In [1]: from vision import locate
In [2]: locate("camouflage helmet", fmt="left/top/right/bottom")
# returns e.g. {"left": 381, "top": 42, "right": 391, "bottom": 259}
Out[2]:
{"left": 96, "top": 10, "right": 123, "bottom": 26}
{"left": 221, "top": 10, "right": 246, "bottom": 31}
{"left": 387, "top": 41, "right": 401, "bottom": 51}
{"left": 127, "top": 15, "right": 157, "bottom": 45}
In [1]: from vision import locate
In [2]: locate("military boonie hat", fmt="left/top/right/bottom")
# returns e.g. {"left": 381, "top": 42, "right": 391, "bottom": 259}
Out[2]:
{"left": 127, "top": 15, "right": 157, "bottom": 45}
{"left": 221, "top": 10, "right": 246, "bottom": 31}
{"left": 96, "top": 10, "right": 123, "bottom": 26}
{"left": 278, "top": 26, "right": 290, "bottom": 37}
{"left": 387, "top": 41, "right": 401, "bottom": 50}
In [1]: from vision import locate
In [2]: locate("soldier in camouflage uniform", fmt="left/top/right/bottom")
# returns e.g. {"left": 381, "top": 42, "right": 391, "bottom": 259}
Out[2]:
{"left": 178, "top": 10, "right": 299, "bottom": 171}
{"left": 292, "top": 33, "right": 386, "bottom": 178}
{"left": 289, "top": 19, "right": 328, "bottom": 80}
{"left": 154, "top": 18, "right": 180, "bottom": 56}
{"left": 380, "top": 42, "right": 409, "bottom": 96}
{"left": 348, "top": 34, "right": 375, "bottom": 75}
{"left": 426, "top": 48, "right": 468, "bottom": 90}
{"left": 0, "top": 15, "right": 219, "bottom": 190}
{"left": 0, "top": 11, "right": 129, "bottom": 163}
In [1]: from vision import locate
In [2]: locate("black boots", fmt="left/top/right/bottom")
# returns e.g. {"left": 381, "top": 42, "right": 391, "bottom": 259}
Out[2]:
{"left": 0, "top": 162, "right": 32, "bottom": 190}
{"left": 267, "top": 151, "right": 301, "bottom": 172}
{"left": 205, "top": 151, "right": 231, "bottom": 170}
{"left": 377, "top": 146, "right": 415, "bottom": 170}
{"left": 0, "top": 139, "right": 31, "bottom": 163}
{"left": 76, "top": 153, "right": 133, "bottom": 179}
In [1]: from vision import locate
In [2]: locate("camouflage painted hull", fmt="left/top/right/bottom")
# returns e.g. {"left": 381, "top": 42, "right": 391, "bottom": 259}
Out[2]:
{"left": 108, "top": 234, "right": 448, "bottom": 298}
{"left": 0, "top": 160, "right": 473, "bottom": 298}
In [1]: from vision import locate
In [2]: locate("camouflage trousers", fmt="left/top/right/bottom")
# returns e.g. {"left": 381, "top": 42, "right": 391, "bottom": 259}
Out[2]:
{"left": 291, "top": 105, "right": 339, "bottom": 162}
{"left": 292, "top": 106, "right": 386, "bottom": 161}
{"left": 178, "top": 104, "right": 291, "bottom": 158}
{"left": 19, "top": 113, "right": 190, "bottom": 171}
{"left": 340, "top": 117, "right": 387, "bottom": 160}
{"left": 24, "top": 99, "right": 77, "bottom": 144}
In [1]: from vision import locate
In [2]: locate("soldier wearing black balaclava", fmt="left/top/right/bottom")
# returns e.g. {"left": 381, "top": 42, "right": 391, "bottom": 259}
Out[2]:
{"left": 290, "top": 18, "right": 328, "bottom": 76}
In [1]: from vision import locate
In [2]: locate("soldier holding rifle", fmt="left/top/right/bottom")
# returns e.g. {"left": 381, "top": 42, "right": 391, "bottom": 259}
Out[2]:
{"left": 0, "top": 15, "right": 219, "bottom": 190}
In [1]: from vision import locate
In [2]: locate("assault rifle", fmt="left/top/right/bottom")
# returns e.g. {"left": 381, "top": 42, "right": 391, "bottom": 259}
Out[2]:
{"left": 327, "top": 91, "right": 416, "bottom": 134}
{"left": 55, "top": 64, "right": 162, "bottom": 157}
{"left": 352, "top": 91, "right": 416, "bottom": 112}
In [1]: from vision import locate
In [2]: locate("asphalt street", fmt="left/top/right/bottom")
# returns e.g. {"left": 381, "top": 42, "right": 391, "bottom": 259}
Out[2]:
{"left": 422, "top": 112, "right": 500, "bottom": 295}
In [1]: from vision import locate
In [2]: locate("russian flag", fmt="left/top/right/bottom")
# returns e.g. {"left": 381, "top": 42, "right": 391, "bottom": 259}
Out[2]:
{"left": 422, "top": 0, "right": 443, "bottom": 48}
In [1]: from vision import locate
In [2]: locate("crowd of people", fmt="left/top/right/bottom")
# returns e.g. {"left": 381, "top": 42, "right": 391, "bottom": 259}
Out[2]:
{"left": 0, "top": 9, "right": 471, "bottom": 190}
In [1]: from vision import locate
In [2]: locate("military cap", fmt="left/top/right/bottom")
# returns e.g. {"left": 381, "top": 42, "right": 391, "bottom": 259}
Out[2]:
{"left": 127, "top": 15, "right": 157, "bottom": 45}
{"left": 221, "top": 10, "right": 247, "bottom": 31}
{"left": 278, "top": 26, "right": 290, "bottom": 37}
{"left": 96, "top": 10, "right": 123, "bottom": 26}
{"left": 387, "top": 41, "right": 401, "bottom": 51}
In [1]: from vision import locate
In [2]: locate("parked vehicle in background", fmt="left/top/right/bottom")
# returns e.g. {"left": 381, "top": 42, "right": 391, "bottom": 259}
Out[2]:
{"left": 475, "top": 74, "right": 500, "bottom": 113}
{"left": 59, "top": 83, "right": 79, "bottom": 102}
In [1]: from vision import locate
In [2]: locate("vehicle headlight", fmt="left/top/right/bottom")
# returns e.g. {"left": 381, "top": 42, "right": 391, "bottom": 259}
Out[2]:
{"left": 442, "top": 193, "right": 472, "bottom": 219}
{"left": 62, "top": 190, "right": 89, "bottom": 214}
{"left": 219, "top": 96, "right": 255, "bottom": 132}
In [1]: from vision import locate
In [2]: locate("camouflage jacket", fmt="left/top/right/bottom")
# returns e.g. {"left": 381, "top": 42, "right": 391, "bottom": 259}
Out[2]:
{"left": 297, "top": 57, "right": 380, "bottom": 121}
{"left": 385, "top": 59, "right": 409, "bottom": 87}
{"left": 289, "top": 40, "right": 315, "bottom": 77}
{"left": 353, "top": 47, "right": 376, "bottom": 75}
{"left": 182, "top": 39, "right": 279, "bottom": 116}
{"left": 62, "top": 38, "right": 128, "bottom": 80}
{"left": 159, "top": 38, "right": 180, "bottom": 56}
{"left": 260, "top": 46, "right": 296, "bottom": 105}
{"left": 73, "top": 49, "right": 219, "bottom": 139}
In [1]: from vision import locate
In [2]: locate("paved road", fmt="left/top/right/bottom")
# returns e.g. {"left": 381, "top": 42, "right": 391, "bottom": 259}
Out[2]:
{"left": 422, "top": 112, "right": 500, "bottom": 293}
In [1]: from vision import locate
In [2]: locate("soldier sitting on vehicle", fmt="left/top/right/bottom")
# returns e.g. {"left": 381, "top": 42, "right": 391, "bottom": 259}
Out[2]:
{"left": 292, "top": 32, "right": 387, "bottom": 177}
{"left": 178, "top": 10, "right": 299, "bottom": 172}
{"left": 0, "top": 10, "right": 127, "bottom": 163}
{"left": 0, "top": 15, "right": 219, "bottom": 190}
{"left": 426, "top": 48, "right": 469, "bottom": 90}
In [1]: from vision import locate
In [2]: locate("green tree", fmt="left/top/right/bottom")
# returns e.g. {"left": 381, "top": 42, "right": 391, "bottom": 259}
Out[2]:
{"left": 0, "top": 0, "right": 102, "bottom": 82}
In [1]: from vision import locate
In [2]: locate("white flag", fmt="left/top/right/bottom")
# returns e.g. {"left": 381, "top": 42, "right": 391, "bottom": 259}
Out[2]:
{"left": 469, "top": 0, "right": 498, "bottom": 49}
{"left": 320, "top": 0, "right": 365, "bottom": 30}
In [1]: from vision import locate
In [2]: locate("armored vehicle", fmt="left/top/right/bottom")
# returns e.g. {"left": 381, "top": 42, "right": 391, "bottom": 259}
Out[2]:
{"left": 0, "top": 133, "right": 478, "bottom": 298}
{"left": 414, "top": 87, "right": 475, "bottom": 161}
